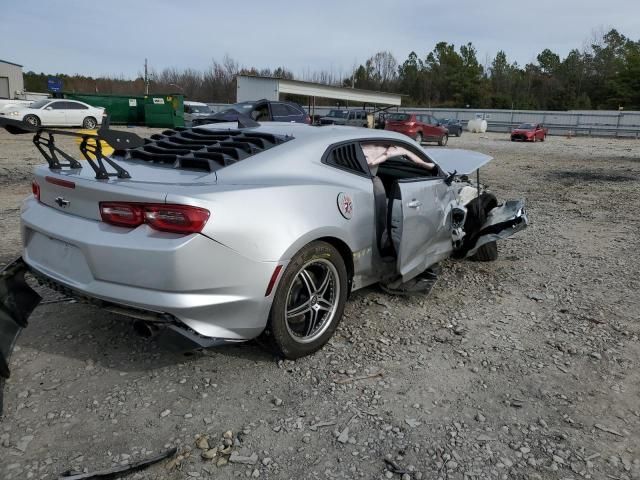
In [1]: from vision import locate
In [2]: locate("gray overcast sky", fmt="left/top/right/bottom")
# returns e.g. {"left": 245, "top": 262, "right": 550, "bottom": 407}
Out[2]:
{"left": 1, "top": 0, "right": 639, "bottom": 79}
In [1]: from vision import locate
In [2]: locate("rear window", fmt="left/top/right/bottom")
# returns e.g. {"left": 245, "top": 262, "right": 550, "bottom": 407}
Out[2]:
{"left": 128, "top": 127, "right": 293, "bottom": 173}
{"left": 387, "top": 113, "right": 410, "bottom": 121}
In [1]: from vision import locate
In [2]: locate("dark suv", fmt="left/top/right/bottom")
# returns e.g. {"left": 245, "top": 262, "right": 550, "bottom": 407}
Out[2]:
{"left": 318, "top": 109, "right": 369, "bottom": 127}
{"left": 385, "top": 113, "right": 448, "bottom": 146}
{"left": 193, "top": 99, "right": 310, "bottom": 126}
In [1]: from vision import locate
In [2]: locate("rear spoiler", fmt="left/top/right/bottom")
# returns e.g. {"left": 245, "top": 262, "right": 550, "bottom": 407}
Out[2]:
{"left": 0, "top": 116, "right": 144, "bottom": 179}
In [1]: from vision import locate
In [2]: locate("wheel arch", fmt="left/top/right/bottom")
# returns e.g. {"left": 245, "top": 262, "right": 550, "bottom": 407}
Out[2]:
{"left": 317, "top": 236, "right": 354, "bottom": 293}
{"left": 279, "top": 232, "right": 355, "bottom": 295}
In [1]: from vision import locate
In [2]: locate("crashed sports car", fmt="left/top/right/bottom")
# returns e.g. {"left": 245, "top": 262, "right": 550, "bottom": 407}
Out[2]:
{"left": 0, "top": 116, "right": 527, "bottom": 399}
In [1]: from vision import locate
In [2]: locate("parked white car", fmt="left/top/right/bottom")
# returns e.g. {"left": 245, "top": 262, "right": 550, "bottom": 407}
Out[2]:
{"left": 0, "top": 99, "right": 104, "bottom": 129}
{"left": 183, "top": 101, "right": 212, "bottom": 126}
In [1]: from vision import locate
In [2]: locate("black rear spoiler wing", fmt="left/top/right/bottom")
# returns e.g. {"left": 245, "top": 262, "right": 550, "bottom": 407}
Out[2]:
{"left": 0, "top": 116, "right": 144, "bottom": 179}
{"left": 0, "top": 258, "right": 42, "bottom": 415}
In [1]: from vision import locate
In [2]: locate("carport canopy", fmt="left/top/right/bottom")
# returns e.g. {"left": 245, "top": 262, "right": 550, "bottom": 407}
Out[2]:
{"left": 236, "top": 75, "right": 403, "bottom": 107}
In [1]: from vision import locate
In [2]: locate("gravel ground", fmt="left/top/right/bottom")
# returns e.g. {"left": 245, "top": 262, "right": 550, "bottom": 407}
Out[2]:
{"left": 0, "top": 129, "right": 639, "bottom": 480}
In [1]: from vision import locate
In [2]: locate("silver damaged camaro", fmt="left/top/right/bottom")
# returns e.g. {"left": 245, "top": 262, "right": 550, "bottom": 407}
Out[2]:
{"left": 0, "top": 117, "right": 527, "bottom": 399}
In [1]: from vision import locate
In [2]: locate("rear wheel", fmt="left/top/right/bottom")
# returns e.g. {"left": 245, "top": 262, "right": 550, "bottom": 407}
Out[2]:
{"left": 438, "top": 134, "right": 448, "bottom": 146}
{"left": 415, "top": 132, "right": 423, "bottom": 144}
{"left": 82, "top": 116, "right": 97, "bottom": 129}
{"left": 264, "top": 241, "right": 348, "bottom": 359}
{"left": 23, "top": 115, "right": 40, "bottom": 128}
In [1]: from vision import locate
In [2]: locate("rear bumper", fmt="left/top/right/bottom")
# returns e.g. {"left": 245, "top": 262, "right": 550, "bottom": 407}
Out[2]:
{"left": 20, "top": 197, "right": 279, "bottom": 340}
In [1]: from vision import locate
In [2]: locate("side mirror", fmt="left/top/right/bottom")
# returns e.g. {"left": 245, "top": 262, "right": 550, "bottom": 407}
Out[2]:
{"left": 45, "top": 107, "right": 52, "bottom": 110}
{"left": 444, "top": 170, "right": 457, "bottom": 186}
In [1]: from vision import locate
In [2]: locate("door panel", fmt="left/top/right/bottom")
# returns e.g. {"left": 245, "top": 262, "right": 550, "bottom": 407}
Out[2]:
{"left": 67, "top": 102, "right": 88, "bottom": 126}
{"left": 41, "top": 102, "right": 67, "bottom": 126}
{"left": 396, "top": 179, "right": 453, "bottom": 281}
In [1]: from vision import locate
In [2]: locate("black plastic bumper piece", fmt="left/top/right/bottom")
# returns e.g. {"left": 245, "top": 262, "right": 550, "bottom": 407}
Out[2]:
{"left": 0, "top": 257, "right": 42, "bottom": 414}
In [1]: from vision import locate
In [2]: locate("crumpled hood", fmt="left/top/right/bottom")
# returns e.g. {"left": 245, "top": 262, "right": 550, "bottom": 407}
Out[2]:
{"left": 424, "top": 148, "right": 493, "bottom": 175}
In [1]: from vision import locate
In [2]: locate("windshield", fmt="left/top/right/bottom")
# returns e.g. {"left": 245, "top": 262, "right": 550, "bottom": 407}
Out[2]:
{"left": 387, "top": 113, "right": 410, "bottom": 121}
{"left": 29, "top": 100, "right": 51, "bottom": 109}
{"left": 326, "top": 110, "right": 349, "bottom": 118}
{"left": 227, "top": 101, "right": 257, "bottom": 114}
{"left": 517, "top": 123, "right": 535, "bottom": 129}
{"left": 189, "top": 105, "right": 211, "bottom": 114}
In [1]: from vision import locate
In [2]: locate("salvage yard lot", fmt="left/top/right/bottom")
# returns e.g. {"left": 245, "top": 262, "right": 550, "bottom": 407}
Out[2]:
{"left": 1, "top": 129, "right": 639, "bottom": 479}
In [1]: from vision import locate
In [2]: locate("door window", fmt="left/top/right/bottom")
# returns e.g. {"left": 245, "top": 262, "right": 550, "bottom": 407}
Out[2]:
{"left": 49, "top": 101, "right": 68, "bottom": 110}
{"left": 270, "top": 103, "right": 289, "bottom": 117}
{"left": 66, "top": 101, "right": 88, "bottom": 110}
{"left": 361, "top": 141, "right": 439, "bottom": 177}
{"left": 284, "top": 104, "right": 302, "bottom": 116}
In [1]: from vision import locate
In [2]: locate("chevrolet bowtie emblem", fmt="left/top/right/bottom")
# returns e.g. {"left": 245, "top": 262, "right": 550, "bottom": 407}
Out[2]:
{"left": 55, "top": 196, "right": 70, "bottom": 208}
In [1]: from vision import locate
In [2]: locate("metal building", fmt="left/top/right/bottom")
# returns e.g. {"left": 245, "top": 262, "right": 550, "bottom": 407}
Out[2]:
{"left": 0, "top": 59, "right": 24, "bottom": 99}
{"left": 236, "top": 75, "right": 403, "bottom": 119}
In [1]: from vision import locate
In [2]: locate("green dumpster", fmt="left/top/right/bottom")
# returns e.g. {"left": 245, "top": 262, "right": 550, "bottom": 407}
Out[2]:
{"left": 143, "top": 94, "right": 184, "bottom": 128}
{"left": 63, "top": 93, "right": 145, "bottom": 125}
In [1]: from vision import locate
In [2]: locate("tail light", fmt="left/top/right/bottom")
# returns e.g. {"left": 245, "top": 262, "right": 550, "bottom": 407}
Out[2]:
{"left": 31, "top": 180, "right": 40, "bottom": 201}
{"left": 100, "top": 202, "right": 210, "bottom": 234}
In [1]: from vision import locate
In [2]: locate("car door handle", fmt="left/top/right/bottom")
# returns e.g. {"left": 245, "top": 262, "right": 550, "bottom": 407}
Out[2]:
{"left": 407, "top": 200, "right": 422, "bottom": 208}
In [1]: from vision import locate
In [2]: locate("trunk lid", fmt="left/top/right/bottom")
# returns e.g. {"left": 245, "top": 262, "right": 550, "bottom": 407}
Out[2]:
{"left": 35, "top": 157, "right": 217, "bottom": 221}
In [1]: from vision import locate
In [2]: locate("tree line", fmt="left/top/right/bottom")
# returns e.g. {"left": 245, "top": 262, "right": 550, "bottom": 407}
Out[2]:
{"left": 23, "top": 28, "right": 640, "bottom": 111}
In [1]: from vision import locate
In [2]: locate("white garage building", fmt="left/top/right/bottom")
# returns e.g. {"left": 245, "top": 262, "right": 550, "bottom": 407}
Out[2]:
{"left": 236, "top": 75, "right": 403, "bottom": 119}
{"left": 0, "top": 59, "right": 24, "bottom": 99}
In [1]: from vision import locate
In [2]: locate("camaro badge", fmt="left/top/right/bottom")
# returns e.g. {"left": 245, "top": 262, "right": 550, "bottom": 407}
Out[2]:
{"left": 337, "top": 192, "right": 353, "bottom": 219}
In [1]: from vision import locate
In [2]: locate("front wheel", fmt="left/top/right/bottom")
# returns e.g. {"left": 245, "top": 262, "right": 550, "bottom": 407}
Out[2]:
{"left": 438, "top": 134, "right": 448, "bottom": 146}
{"left": 82, "top": 116, "right": 97, "bottom": 129}
{"left": 264, "top": 241, "right": 348, "bottom": 359}
{"left": 23, "top": 114, "right": 40, "bottom": 128}
{"left": 415, "top": 132, "right": 423, "bottom": 144}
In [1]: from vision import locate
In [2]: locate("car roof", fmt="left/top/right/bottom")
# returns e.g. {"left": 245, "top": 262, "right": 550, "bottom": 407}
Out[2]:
{"left": 184, "top": 101, "right": 208, "bottom": 106}
{"left": 198, "top": 122, "right": 414, "bottom": 144}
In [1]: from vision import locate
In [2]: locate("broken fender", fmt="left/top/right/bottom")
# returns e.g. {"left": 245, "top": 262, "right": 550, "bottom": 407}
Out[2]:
{"left": 0, "top": 257, "right": 42, "bottom": 414}
{"left": 466, "top": 199, "right": 528, "bottom": 257}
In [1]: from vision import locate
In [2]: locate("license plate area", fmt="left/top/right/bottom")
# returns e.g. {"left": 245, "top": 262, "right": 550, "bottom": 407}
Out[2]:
{"left": 25, "top": 230, "right": 93, "bottom": 285}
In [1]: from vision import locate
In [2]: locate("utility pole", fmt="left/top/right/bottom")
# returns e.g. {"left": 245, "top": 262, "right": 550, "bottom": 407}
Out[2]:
{"left": 144, "top": 58, "right": 149, "bottom": 95}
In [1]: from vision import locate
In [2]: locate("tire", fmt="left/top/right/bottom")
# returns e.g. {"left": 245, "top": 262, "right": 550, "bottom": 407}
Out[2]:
{"left": 467, "top": 193, "right": 499, "bottom": 262}
{"left": 23, "top": 114, "right": 40, "bottom": 128}
{"left": 264, "top": 241, "right": 348, "bottom": 359}
{"left": 540, "top": 134, "right": 545, "bottom": 142}
{"left": 82, "top": 117, "right": 97, "bottom": 129}
{"left": 455, "top": 192, "right": 499, "bottom": 261}
{"left": 438, "top": 134, "right": 448, "bottom": 146}
{"left": 472, "top": 241, "right": 498, "bottom": 261}
{"left": 457, "top": 129, "right": 462, "bottom": 137}
{"left": 415, "top": 132, "right": 423, "bottom": 144}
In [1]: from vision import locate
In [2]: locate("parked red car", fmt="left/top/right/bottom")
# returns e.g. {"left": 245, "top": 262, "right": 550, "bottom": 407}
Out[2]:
{"left": 385, "top": 113, "right": 449, "bottom": 146}
{"left": 510, "top": 123, "right": 547, "bottom": 142}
